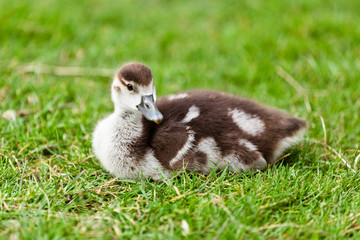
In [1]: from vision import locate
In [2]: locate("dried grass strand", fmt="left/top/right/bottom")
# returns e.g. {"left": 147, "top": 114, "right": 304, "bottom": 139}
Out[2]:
{"left": 17, "top": 63, "right": 114, "bottom": 77}
{"left": 276, "top": 66, "right": 312, "bottom": 113}
{"left": 310, "top": 139, "right": 356, "bottom": 173}
{"left": 354, "top": 154, "right": 360, "bottom": 170}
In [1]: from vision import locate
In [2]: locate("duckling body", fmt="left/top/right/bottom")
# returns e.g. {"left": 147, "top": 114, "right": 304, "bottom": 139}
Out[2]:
{"left": 92, "top": 63, "right": 306, "bottom": 180}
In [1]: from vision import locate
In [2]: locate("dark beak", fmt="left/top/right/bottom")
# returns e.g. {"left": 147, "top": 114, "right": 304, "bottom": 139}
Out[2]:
{"left": 137, "top": 94, "right": 163, "bottom": 124}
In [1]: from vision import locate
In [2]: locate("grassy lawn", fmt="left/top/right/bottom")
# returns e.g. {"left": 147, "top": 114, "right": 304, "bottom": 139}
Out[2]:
{"left": 1, "top": 0, "right": 360, "bottom": 239}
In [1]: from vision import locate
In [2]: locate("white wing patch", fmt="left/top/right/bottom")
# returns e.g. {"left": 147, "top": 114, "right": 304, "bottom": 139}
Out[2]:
{"left": 228, "top": 109, "right": 265, "bottom": 136}
{"left": 239, "top": 139, "right": 258, "bottom": 151}
{"left": 182, "top": 105, "right": 200, "bottom": 123}
{"left": 222, "top": 154, "right": 247, "bottom": 172}
{"left": 196, "top": 137, "right": 222, "bottom": 171}
{"left": 168, "top": 93, "right": 188, "bottom": 100}
{"left": 169, "top": 129, "right": 195, "bottom": 167}
{"left": 197, "top": 137, "right": 221, "bottom": 161}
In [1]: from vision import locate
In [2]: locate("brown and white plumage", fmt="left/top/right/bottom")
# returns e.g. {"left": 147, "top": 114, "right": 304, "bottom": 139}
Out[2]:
{"left": 92, "top": 62, "right": 306, "bottom": 179}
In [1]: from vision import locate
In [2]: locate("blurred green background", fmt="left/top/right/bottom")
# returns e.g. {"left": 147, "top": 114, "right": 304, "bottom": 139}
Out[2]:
{"left": 1, "top": 0, "right": 360, "bottom": 136}
{"left": 1, "top": 0, "right": 360, "bottom": 239}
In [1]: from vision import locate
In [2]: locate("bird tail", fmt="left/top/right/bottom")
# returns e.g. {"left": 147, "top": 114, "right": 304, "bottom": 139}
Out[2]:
{"left": 286, "top": 117, "right": 307, "bottom": 134}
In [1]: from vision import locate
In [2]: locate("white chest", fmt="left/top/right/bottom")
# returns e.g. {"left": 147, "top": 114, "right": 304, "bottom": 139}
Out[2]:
{"left": 92, "top": 113, "right": 143, "bottom": 178}
{"left": 92, "top": 112, "right": 169, "bottom": 179}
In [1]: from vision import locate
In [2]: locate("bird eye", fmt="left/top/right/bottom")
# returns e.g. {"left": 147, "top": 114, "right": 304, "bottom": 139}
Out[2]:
{"left": 126, "top": 84, "right": 134, "bottom": 91}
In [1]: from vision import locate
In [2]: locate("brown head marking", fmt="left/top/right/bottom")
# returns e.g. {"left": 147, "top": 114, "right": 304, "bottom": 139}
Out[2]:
{"left": 117, "top": 62, "right": 153, "bottom": 86}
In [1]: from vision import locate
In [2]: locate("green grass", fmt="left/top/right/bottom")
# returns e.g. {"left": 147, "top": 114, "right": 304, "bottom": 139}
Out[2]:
{"left": 1, "top": 0, "right": 360, "bottom": 239}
